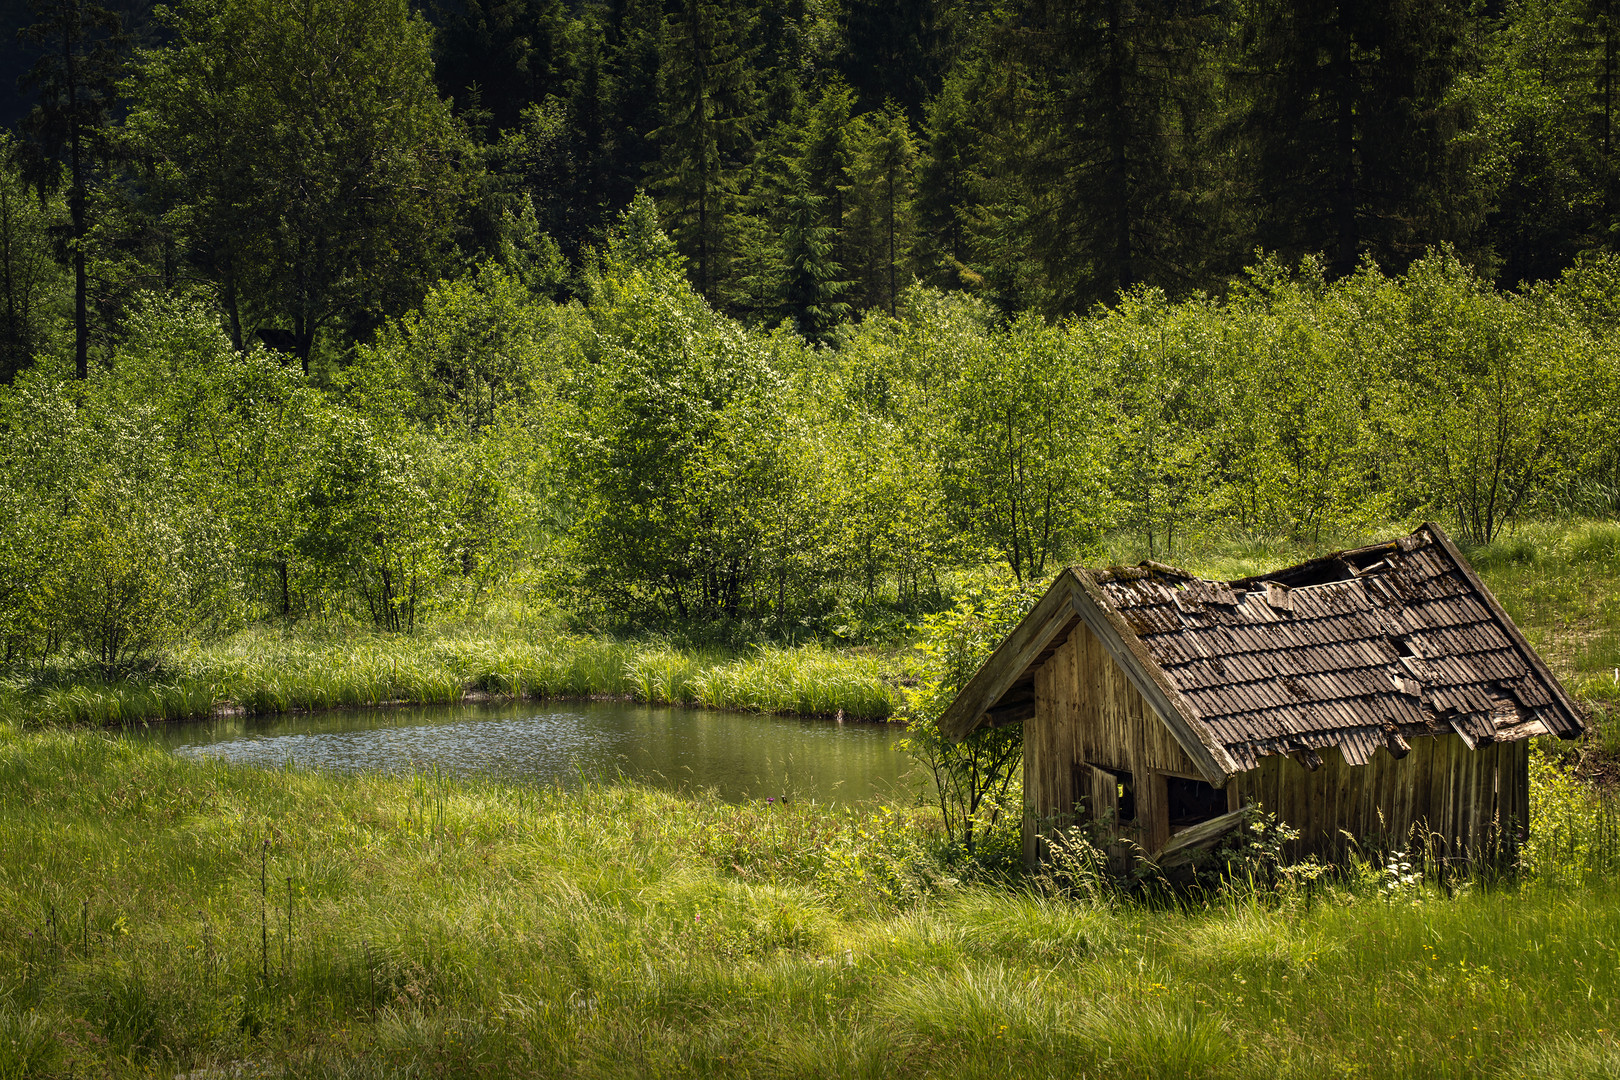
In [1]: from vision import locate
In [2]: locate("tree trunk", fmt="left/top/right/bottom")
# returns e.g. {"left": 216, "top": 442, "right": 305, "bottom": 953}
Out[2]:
{"left": 65, "top": 13, "right": 88, "bottom": 380}
{"left": 223, "top": 256, "right": 244, "bottom": 352}
{"left": 1105, "top": 0, "right": 1134, "bottom": 294}
{"left": 886, "top": 165, "right": 897, "bottom": 315}
{"left": 1331, "top": 4, "right": 1359, "bottom": 277}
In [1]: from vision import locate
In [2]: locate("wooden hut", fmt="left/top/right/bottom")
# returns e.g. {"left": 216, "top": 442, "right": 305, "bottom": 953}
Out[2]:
{"left": 938, "top": 523, "right": 1584, "bottom": 867}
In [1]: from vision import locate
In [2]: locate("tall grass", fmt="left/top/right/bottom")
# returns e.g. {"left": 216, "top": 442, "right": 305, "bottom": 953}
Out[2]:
{"left": 0, "top": 632, "right": 905, "bottom": 728}
{"left": 3, "top": 724, "right": 1620, "bottom": 1078}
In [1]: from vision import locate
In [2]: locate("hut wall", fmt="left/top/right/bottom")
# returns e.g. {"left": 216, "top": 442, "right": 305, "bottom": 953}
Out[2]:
{"left": 1231, "top": 735, "right": 1530, "bottom": 863}
{"left": 1024, "top": 623, "right": 1203, "bottom": 864}
{"left": 1023, "top": 621, "right": 1532, "bottom": 866}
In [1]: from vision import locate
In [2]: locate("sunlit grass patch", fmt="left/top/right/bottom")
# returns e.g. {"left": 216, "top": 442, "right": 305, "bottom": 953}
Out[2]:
{"left": 1169, "top": 902, "right": 1345, "bottom": 979}
{"left": 1509, "top": 1034, "right": 1620, "bottom": 1080}
{"left": 5, "top": 726, "right": 1620, "bottom": 1077}
{"left": 879, "top": 961, "right": 1085, "bottom": 1056}
{"left": 946, "top": 889, "right": 1125, "bottom": 963}
{"left": 0, "top": 629, "right": 902, "bottom": 728}
{"left": 1075, "top": 997, "right": 1240, "bottom": 1080}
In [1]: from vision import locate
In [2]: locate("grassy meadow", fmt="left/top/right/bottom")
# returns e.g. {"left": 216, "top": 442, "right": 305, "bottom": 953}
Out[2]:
{"left": 1, "top": 724, "right": 1619, "bottom": 1079}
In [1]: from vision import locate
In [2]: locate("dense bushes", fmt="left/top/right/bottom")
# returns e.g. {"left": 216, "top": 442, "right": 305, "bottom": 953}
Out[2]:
{"left": 2, "top": 202, "right": 1618, "bottom": 671}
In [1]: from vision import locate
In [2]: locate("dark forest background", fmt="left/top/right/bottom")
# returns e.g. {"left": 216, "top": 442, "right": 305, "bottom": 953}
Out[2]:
{"left": 6, "top": 0, "right": 1620, "bottom": 381}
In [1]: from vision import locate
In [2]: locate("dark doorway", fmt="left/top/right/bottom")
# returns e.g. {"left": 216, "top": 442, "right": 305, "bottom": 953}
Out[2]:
{"left": 1166, "top": 775, "right": 1227, "bottom": 830}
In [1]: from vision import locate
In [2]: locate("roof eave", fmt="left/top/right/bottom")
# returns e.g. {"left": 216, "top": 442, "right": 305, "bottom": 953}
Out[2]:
{"left": 1423, "top": 521, "right": 1586, "bottom": 739}
{"left": 936, "top": 569, "right": 1084, "bottom": 744}
{"left": 1067, "top": 570, "right": 1240, "bottom": 785}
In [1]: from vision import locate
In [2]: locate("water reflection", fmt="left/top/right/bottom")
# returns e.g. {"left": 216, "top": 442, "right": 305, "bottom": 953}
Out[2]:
{"left": 133, "top": 700, "right": 914, "bottom": 805}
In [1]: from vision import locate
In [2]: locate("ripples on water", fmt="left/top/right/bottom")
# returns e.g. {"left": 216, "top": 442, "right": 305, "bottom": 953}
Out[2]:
{"left": 135, "top": 701, "right": 912, "bottom": 805}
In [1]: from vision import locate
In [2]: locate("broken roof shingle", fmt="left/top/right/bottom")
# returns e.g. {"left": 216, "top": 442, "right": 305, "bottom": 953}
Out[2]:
{"left": 1090, "top": 524, "right": 1583, "bottom": 767}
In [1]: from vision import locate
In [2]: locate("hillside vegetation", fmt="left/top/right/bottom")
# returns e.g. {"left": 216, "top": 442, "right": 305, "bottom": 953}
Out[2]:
{"left": 4, "top": 208, "right": 1620, "bottom": 682}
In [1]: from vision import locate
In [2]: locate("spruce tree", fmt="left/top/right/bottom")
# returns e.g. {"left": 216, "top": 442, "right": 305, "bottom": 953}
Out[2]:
{"left": 862, "top": 102, "right": 917, "bottom": 316}
{"left": 798, "top": 81, "right": 857, "bottom": 290}
{"left": 1239, "top": 0, "right": 1476, "bottom": 277}
{"left": 653, "top": 0, "right": 759, "bottom": 301}
{"left": 16, "top": 0, "right": 125, "bottom": 379}
{"left": 781, "top": 170, "right": 847, "bottom": 342}
{"left": 1001, "top": 0, "right": 1227, "bottom": 310}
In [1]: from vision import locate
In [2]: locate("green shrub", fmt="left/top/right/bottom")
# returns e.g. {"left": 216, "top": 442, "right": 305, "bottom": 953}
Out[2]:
{"left": 902, "top": 575, "right": 1042, "bottom": 857}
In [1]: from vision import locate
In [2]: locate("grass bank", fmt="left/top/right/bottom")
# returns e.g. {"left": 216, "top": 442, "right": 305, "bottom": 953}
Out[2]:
{"left": 0, "top": 632, "right": 906, "bottom": 728}
{"left": 2, "top": 726, "right": 1619, "bottom": 1078}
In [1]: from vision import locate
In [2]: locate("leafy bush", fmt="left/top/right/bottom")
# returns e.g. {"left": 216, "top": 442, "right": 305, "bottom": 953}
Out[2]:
{"left": 902, "top": 575, "right": 1043, "bottom": 857}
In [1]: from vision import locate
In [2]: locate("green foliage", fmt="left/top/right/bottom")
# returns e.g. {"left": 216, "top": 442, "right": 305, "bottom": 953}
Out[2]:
{"left": 350, "top": 263, "right": 582, "bottom": 438}
{"left": 1384, "top": 253, "right": 1584, "bottom": 541}
{"left": 1521, "top": 742, "right": 1620, "bottom": 886}
{"left": 0, "top": 134, "right": 66, "bottom": 384}
{"left": 936, "top": 304, "right": 1111, "bottom": 582}
{"left": 563, "top": 200, "right": 818, "bottom": 625}
{"left": 902, "top": 574, "right": 1043, "bottom": 856}
{"left": 0, "top": 350, "right": 239, "bottom": 675}
{"left": 124, "top": 0, "right": 468, "bottom": 365}
{"left": 28, "top": 0, "right": 1620, "bottom": 362}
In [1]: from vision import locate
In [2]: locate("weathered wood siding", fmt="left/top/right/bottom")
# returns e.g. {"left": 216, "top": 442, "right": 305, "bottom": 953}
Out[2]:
{"left": 1024, "top": 624, "right": 1532, "bottom": 866}
{"left": 1231, "top": 735, "right": 1529, "bottom": 862}
{"left": 1025, "top": 628, "right": 1077, "bottom": 860}
{"left": 1025, "top": 623, "right": 1203, "bottom": 863}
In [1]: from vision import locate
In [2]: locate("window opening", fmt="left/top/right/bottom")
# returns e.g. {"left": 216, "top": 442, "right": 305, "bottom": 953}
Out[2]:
{"left": 1114, "top": 771, "right": 1136, "bottom": 823}
{"left": 1165, "top": 775, "right": 1227, "bottom": 829}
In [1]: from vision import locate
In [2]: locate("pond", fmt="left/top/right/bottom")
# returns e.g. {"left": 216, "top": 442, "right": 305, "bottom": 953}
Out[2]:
{"left": 135, "top": 700, "right": 914, "bottom": 805}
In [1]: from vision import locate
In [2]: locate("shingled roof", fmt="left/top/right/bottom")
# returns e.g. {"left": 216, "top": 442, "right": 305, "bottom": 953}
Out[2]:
{"left": 939, "top": 523, "right": 1584, "bottom": 780}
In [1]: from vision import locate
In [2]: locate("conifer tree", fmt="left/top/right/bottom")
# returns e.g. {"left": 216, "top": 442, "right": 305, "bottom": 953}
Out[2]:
{"left": 653, "top": 0, "right": 759, "bottom": 301}
{"left": 798, "top": 81, "right": 857, "bottom": 286}
{"left": 781, "top": 171, "right": 846, "bottom": 342}
{"left": 589, "top": 0, "right": 664, "bottom": 233}
{"left": 854, "top": 102, "right": 917, "bottom": 316}
{"left": 1239, "top": 0, "right": 1476, "bottom": 277}
{"left": 1466, "top": 0, "right": 1620, "bottom": 282}
{"left": 432, "top": 0, "right": 574, "bottom": 138}
{"left": 999, "top": 0, "right": 1227, "bottom": 310}
{"left": 16, "top": 0, "right": 125, "bottom": 379}
{"left": 915, "top": 73, "right": 984, "bottom": 290}
{"left": 839, "top": 0, "right": 944, "bottom": 118}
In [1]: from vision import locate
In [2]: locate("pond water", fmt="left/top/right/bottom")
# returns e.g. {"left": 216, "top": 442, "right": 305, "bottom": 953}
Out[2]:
{"left": 134, "top": 701, "right": 913, "bottom": 805}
